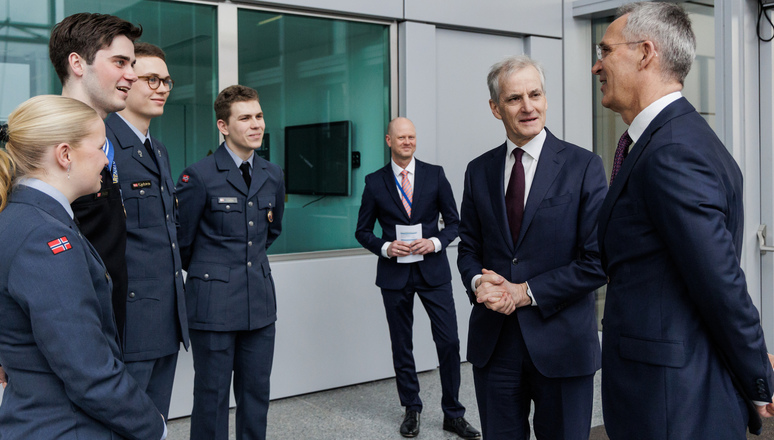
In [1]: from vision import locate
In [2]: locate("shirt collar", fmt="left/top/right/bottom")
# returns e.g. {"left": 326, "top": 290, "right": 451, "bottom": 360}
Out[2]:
{"left": 116, "top": 113, "right": 151, "bottom": 144}
{"left": 506, "top": 128, "right": 546, "bottom": 162}
{"left": 223, "top": 142, "right": 254, "bottom": 169}
{"left": 628, "top": 91, "right": 682, "bottom": 144}
{"left": 18, "top": 177, "right": 74, "bottom": 219}
{"left": 391, "top": 156, "right": 416, "bottom": 176}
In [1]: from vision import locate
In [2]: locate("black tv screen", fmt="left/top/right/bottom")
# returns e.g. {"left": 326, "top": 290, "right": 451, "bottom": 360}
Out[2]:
{"left": 285, "top": 121, "right": 351, "bottom": 196}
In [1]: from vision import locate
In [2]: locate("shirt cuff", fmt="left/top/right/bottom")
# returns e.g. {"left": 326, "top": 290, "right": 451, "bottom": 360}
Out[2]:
{"left": 525, "top": 281, "right": 537, "bottom": 306}
{"left": 471, "top": 274, "right": 482, "bottom": 293}
{"left": 754, "top": 400, "right": 771, "bottom": 406}
{"left": 381, "top": 242, "right": 391, "bottom": 259}
{"left": 161, "top": 414, "right": 167, "bottom": 440}
{"left": 430, "top": 237, "right": 442, "bottom": 253}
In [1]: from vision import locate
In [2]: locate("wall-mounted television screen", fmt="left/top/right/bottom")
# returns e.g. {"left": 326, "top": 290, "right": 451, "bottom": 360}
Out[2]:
{"left": 285, "top": 121, "right": 351, "bottom": 196}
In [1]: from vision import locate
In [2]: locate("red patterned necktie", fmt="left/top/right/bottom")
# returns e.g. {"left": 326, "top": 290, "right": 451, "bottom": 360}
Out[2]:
{"left": 609, "top": 130, "right": 632, "bottom": 185}
{"left": 400, "top": 170, "right": 412, "bottom": 217}
{"left": 505, "top": 148, "right": 525, "bottom": 246}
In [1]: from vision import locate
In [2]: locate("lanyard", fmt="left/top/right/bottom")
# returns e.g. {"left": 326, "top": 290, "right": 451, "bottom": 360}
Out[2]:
{"left": 394, "top": 174, "right": 412, "bottom": 209}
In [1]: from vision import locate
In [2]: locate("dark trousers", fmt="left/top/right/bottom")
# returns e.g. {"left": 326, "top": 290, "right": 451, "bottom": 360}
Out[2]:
{"left": 380, "top": 264, "right": 465, "bottom": 418}
{"left": 125, "top": 352, "right": 179, "bottom": 419}
{"left": 189, "top": 324, "right": 276, "bottom": 440}
{"left": 473, "top": 316, "right": 593, "bottom": 440}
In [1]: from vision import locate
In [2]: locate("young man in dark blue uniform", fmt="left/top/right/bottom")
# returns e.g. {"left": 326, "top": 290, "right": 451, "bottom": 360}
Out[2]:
{"left": 110, "top": 42, "right": 189, "bottom": 419}
{"left": 177, "top": 85, "right": 284, "bottom": 440}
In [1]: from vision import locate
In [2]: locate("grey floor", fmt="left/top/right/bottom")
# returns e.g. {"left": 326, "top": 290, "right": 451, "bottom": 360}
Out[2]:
{"left": 167, "top": 363, "right": 603, "bottom": 440}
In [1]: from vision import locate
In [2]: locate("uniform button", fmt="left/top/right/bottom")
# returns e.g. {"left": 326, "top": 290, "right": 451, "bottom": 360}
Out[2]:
{"left": 172, "top": 243, "right": 176, "bottom": 249}
{"left": 166, "top": 214, "right": 170, "bottom": 220}
{"left": 175, "top": 271, "right": 179, "bottom": 277}
{"left": 129, "top": 292, "right": 136, "bottom": 298}
{"left": 204, "top": 273, "right": 209, "bottom": 279}
{"left": 248, "top": 241, "right": 253, "bottom": 246}
{"left": 226, "top": 205, "right": 231, "bottom": 210}
{"left": 249, "top": 221, "right": 254, "bottom": 227}
{"left": 105, "top": 272, "right": 110, "bottom": 281}
{"left": 247, "top": 262, "right": 252, "bottom": 267}
{"left": 140, "top": 189, "right": 146, "bottom": 196}
{"left": 512, "top": 258, "right": 518, "bottom": 265}
{"left": 248, "top": 201, "right": 254, "bottom": 207}
{"left": 161, "top": 186, "right": 165, "bottom": 192}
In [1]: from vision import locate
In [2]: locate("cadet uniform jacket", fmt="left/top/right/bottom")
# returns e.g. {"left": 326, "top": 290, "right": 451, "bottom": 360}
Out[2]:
{"left": 0, "top": 186, "right": 164, "bottom": 440}
{"left": 176, "top": 143, "right": 284, "bottom": 332}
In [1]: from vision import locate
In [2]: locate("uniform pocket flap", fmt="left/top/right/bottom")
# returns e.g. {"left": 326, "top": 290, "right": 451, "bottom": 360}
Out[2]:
{"left": 258, "top": 195, "right": 275, "bottom": 209}
{"left": 619, "top": 335, "right": 685, "bottom": 367}
{"left": 187, "top": 263, "right": 230, "bottom": 282}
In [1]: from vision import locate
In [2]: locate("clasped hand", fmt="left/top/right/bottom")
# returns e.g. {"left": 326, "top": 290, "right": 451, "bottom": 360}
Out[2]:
{"left": 474, "top": 269, "right": 531, "bottom": 315}
{"left": 387, "top": 239, "right": 434, "bottom": 257}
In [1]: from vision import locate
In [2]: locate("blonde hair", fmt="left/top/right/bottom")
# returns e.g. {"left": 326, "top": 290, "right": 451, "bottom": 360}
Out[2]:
{"left": 0, "top": 95, "right": 100, "bottom": 212}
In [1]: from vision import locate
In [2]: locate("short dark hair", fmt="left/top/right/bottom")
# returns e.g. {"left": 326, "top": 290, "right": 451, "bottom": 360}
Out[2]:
{"left": 49, "top": 13, "right": 142, "bottom": 85}
{"left": 214, "top": 85, "right": 259, "bottom": 122}
{"left": 134, "top": 42, "right": 166, "bottom": 61}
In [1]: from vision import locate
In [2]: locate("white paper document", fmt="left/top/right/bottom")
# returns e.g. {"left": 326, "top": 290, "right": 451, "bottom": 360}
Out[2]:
{"left": 396, "top": 224, "right": 424, "bottom": 264}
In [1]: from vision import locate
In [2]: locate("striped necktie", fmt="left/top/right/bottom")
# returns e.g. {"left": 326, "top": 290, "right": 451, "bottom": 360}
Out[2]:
{"left": 400, "top": 170, "right": 412, "bottom": 217}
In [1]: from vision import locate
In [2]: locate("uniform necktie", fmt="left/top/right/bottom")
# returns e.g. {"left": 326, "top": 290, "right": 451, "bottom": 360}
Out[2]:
{"left": 239, "top": 162, "right": 252, "bottom": 188}
{"left": 505, "top": 148, "right": 525, "bottom": 246}
{"left": 143, "top": 138, "right": 158, "bottom": 167}
{"left": 400, "top": 170, "right": 413, "bottom": 217}
{"left": 609, "top": 130, "right": 632, "bottom": 185}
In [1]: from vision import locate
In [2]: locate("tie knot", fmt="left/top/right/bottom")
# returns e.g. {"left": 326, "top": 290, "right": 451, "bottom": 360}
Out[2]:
{"left": 239, "top": 162, "right": 251, "bottom": 173}
{"left": 513, "top": 148, "right": 524, "bottom": 162}
{"left": 400, "top": 170, "right": 408, "bottom": 178}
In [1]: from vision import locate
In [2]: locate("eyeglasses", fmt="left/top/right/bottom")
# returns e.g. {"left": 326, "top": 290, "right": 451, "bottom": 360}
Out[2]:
{"left": 595, "top": 41, "right": 646, "bottom": 60}
{"left": 137, "top": 75, "right": 175, "bottom": 91}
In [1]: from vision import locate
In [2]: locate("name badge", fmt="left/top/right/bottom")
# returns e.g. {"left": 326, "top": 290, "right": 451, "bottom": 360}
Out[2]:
{"left": 132, "top": 180, "right": 152, "bottom": 189}
{"left": 218, "top": 197, "right": 238, "bottom": 204}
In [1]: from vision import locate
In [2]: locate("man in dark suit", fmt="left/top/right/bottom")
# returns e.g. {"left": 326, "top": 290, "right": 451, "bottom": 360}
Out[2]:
{"left": 110, "top": 42, "right": 188, "bottom": 419}
{"left": 457, "top": 55, "right": 608, "bottom": 439}
{"left": 49, "top": 13, "right": 142, "bottom": 343}
{"left": 177, "top": 85, "right": 284, "bottom": 440}
{"left": 593, "top": 3, "right": 774, "bottom": 439}
{"left": 356, "top": 117, "right": 480, "bottom": 439}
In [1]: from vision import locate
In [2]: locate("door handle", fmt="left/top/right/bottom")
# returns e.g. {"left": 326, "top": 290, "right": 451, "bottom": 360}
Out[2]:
{"left": 758, "top": 224, "right": 774, "bottom": 255}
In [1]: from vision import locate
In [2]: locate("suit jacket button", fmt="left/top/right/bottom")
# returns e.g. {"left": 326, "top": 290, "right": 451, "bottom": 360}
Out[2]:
{"left": 129, "top": 292, "right": 136, "bottom": 298}
{"left": 758, "top": 379, "right": 766, "bottom": 385}
{"left": 247, "top": 262, "right": 252, "bottom": 267}
{"left": 512, "top": 258, "right": 518, "bottom": 265}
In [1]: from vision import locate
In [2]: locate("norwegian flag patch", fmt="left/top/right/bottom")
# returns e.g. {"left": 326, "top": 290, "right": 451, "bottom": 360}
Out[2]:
{"left": 181, "top": 175, "right": 190, "bottom": 183}
{"left": 48, "top": 237, "right": 72, "bottom": 255}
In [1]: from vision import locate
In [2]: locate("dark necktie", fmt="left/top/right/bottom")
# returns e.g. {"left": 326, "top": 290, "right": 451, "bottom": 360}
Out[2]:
{"left": 143, "top": 138, "right": 158, "bottom": 167}
{"left": 505, "top": 148, "right": 525, "bottom": 246}
{"left": 609, "top": 130, "right": 633, "bottom": 185}
{"left": 239, "top": 162, "right": 252, "bottom": 188}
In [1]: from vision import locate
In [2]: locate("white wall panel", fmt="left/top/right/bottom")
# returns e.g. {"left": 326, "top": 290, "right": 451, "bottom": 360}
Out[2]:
{"left": 407, "top": 0, "right": 562, "bottom": 38}
{"left": 434, "top": 28, "right": 524, "bottom": 212}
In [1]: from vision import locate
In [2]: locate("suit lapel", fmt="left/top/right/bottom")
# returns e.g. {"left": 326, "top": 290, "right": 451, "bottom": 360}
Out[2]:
{"left": 412, "top": 160, "right": 426, "bottom": 219}
{"left": 597, "top": 98, "right": 697, "bottom": 258}
{"left": 518, "top": 130, "right": 565, "bottom": 248}
{"left": 486, "top": 143, "right": 514, "bottom": 252}
{"left": 381, "top": 163, "right": 410, "bottom": 222}
{"left": 214, "top": 144, "right": 250, "bottom": 195}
